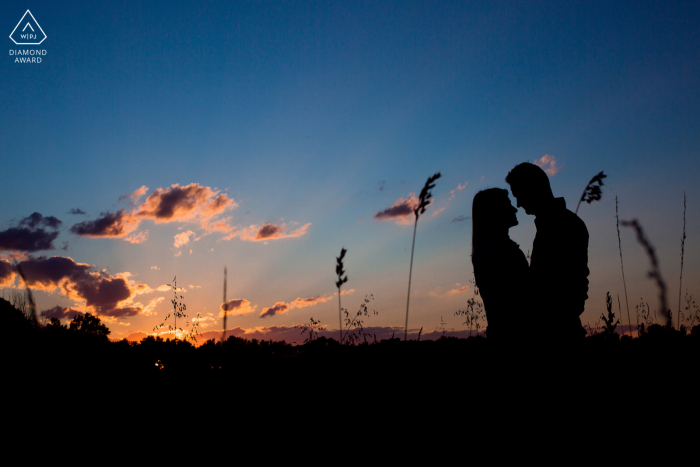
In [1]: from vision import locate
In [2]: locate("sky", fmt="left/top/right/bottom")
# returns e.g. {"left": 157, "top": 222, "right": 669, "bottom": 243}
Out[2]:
{"left": 1, "top": 0, "right": 699, "bottom": 342}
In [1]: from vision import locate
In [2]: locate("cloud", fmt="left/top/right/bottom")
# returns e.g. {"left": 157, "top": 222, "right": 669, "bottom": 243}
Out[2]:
{"left": 219, "top": 299, "right": 257, "bottom": 317}
{"left": 259, "top": 292, "right": 337, "bottom": 319}
{"left": 192, "top": 315, "right": 217, "bottom": 328}
{"left": 534, "top": 154, "right": 560, "bottom": 176}
{"left": 124, "top": 230, "right": 149, "bottom": 244}
{"left": 174, "top": 230, "right": 195, "bottom": 248}
{"left": 174, "top": 251, "right": 182, "bottom": 257}
{"left": 69, "top": 209, "right": 140, "bottom": 239}
{"left": 68, "top": 208, "right": 87, "bottom": 215}
{"left": 71, "top": 183, "right": 237, "bottom": 245}
{"left": 119, "top": 185, "right": 149, "bottom": 205}
{"left": 260, "top": 302, "right": 289, "bottom": 318}
{"left": 0, "top": 260, "right": 15, "bottom": 287}
{"left": 340, "top": 289, "right": 355, "bottom": 296}
{"left": 449, "top": 182, "right": 468, "bottom": 200}
{"left": 452, "top": 215, "right": 469, "bottom": 223}
{"left": 447, "top": 285, "right": 469, "bottom": 295}
{"left": 151, "top": 266, "right": 160, "bottom": 270}
{"left": 20, "top": 212, "right": 62, "bottom": 230}
{"left": 373, "top": 194, "right": 418, "bottom": 225}
{"left": 232, "top": 222, "right": 312, "bottom": 242}
{"left": 135, "top": 183, "right": 236, "bottom": 224}
{"left": 41, "top": 306, "right": 83, "bottom": 320}
{"left": 14, "top": 256, "right": 165, "bottom": 318}
{"left": 431, "top": 206, "right": 447, "bottom": 217}
{"left": 432, "top": 182, "right": 468, "bottom": 218}
{"left": 0, "top": 227, "right": 60, "bottom": 252}
{"left": 0, "top": 212, "right": 63, "bottom": 253}
{"left": 289, "top": 295, "right": 333, "bottom": 309}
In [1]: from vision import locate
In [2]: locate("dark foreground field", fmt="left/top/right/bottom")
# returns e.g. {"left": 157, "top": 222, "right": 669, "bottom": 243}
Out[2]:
{"left": 4, "top": 297, "right": 699, "bottom": 407}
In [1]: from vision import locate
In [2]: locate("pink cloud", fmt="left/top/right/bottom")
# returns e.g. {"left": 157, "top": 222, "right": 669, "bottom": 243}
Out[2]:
{"left": 260, "top": 301, "right": 290, "bottom": 318}
{"left": 373, "top": 194, "right": 418, "bottom": 226}
{"left": 259, "top": 292, "right": 337, "bottom": 319}
{"left": 219, "top": 299, "right": 257, "bottom": 317}
{"left": 119, "top": 185, "right": 149, "bottom": 205}
{"left": 232, "top": 222, "right": 312, "bottom": 242}
{"left": 534, "top": 154, "right": 561, "bottom": 176}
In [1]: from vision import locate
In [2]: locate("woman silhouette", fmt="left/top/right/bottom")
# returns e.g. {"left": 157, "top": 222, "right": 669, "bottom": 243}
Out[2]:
{"left": 471, "top": 188, "right": 529, "bottom": 342}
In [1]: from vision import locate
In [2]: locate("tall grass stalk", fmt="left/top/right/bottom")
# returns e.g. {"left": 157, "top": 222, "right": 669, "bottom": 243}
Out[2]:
{"left": 677, "top": 192, "right": 686, "bottom": 331}
{"left": 621, "top": 219, "right": 670, "bottom": 326}
{"left": 404, "top": 172, "right": 441, "bottom": 341}
{"left": 575, "top": 171, "right": 607, "bottom": 214}
{"left": 335, "top": 248, "right": 348, "bottom": 343}
{"left": 222, "top": 266, "right": 228, "bottom": 343}
{"left": 615, "top": 197, "right": 632, "bottom": 336}
{"left": 14, "top": 263, "right": 37, "bottom": 325}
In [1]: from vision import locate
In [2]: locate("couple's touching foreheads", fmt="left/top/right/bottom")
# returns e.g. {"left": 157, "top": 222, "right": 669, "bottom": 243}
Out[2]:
{"left": 472, "top": 162, "right": 590, "bottom": 344}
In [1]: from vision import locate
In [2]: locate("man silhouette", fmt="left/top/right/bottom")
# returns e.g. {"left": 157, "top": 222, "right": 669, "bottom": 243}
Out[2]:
{"left": 506, "top": 162, "right": 589, "bottom": 341}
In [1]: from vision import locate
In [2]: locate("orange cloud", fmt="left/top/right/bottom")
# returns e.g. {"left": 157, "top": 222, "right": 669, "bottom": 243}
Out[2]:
{"left": 447, "top": 285, "right": 469, "bottom": 295}
{"left": 70, "top": 209, "right": 140, "bottom": 239}
{"left": 534, "top": 154, "right": 560, "bottom": 176}
{"left": 289, "top": 295, "right": 333, "bottom": 308}
{"left": 125, "top": 230, "right": 149, "bottom": 244}
{"left": 135, "top": 183, "right": 236, "bottom": 224}
{"left": 13, "top": 255, "right": 168, "bottom": 319}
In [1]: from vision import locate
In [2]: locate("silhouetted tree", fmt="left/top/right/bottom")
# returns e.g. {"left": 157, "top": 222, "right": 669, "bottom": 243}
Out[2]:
{"left": 69, "top": 313, "right": 110, "bottom": 341}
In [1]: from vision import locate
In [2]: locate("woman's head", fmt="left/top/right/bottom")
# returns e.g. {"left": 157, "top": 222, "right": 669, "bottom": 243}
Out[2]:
{"left": 472, "top": 188, "right": 518, "bottom": 250}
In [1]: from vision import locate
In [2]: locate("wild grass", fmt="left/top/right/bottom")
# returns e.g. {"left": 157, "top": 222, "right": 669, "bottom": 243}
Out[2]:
{"left": 677, "top": 192, "right": 686, "bottom": 331}
{"left": 600, "top": 291, "right": 619, "bottom": 338}
{"left": 340, "top": 294, "right": 377, "bottom": 345}
{"left": 335, "top": 247, "right": 348, "bottom": 342}
{"left": 153, "top": 276, "right": 200, "bottom": 343}
{"left": 455, "top": 283, "right": 486, "bottom": 338}
{"left": 222, "top": 266, "right": 228, "bottom": 343}
{"left": 621, "top": 219, "right": 670, "bottom": 327}
{"left": 615, "top": 197, "right": 633, "bottom": 336}
{"left": 405, "top": 172, "right": 441, "bottom": 341}
{"left": 575, "top": 171, "right": 606, "bottom": 214}
{"left": 14, "top": 262, "right": 37, "bottom": 325}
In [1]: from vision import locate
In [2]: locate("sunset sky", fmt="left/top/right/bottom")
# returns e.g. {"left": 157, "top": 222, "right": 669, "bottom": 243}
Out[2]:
{"left": 2, "top": 0, "right": 699, "bottom": 342}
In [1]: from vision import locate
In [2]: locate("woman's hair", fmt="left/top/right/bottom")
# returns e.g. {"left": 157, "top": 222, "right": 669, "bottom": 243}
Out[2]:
{"left": 472, "top": 188, "right": 510, "bottom": 254}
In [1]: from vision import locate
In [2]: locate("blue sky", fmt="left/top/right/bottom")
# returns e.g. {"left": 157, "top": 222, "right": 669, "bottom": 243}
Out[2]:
{"left": 1, "top": 0, "right": 699, "bottom": 341}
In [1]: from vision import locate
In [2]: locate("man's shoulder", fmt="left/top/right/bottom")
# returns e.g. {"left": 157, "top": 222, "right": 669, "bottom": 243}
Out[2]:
{"left": 562, "top": 207, "right": 588, "bottom": 233}
{"left": 536, "top": 201, "right": 589, "bottom": 240}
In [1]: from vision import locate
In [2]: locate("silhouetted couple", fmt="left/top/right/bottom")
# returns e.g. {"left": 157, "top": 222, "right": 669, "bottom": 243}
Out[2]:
{"left": 472, "top": 163, "right": 589, "bottom": 344}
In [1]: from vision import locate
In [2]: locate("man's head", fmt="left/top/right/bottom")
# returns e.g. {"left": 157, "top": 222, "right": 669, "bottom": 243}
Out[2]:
{"left": 505, "top": 162, "right": 554, "bottom": 216}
